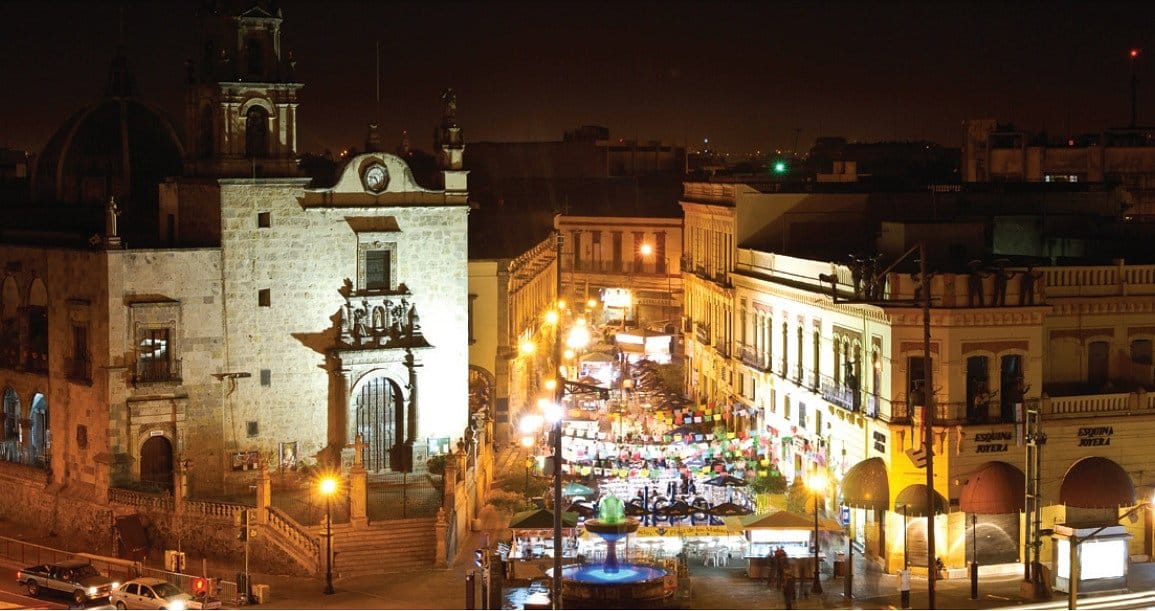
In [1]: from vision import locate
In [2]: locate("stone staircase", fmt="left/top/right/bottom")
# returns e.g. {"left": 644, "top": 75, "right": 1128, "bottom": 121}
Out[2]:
{"left": 326, "top": 517, "right": 438, "bottom": 578}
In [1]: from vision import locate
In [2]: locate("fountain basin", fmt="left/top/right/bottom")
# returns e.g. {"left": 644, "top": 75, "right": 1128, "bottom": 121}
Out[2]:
{"left": 554, "top": 563, "right": 668, "bottom": 609}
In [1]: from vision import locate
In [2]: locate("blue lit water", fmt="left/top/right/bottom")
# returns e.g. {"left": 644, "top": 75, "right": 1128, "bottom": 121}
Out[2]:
{"left": 563, "top": 563, "right": 667, "bottom": 583}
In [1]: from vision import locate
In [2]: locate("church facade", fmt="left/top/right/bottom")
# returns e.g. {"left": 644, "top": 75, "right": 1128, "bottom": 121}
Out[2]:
{"left": 0, "top": 1, "right": 470, "bottom": 544}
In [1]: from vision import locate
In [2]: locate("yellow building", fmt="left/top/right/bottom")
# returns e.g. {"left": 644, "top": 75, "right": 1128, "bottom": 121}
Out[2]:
{"left": 681, "top": 180, "right": 1155, "bottom": 584}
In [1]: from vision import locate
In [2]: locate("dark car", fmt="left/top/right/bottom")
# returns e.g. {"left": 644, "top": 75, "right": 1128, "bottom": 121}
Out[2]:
{"left": 17, "top": 558, "right": 119, "bottom": 606}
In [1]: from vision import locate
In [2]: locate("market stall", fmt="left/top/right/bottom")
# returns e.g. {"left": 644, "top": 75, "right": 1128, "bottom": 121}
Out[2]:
{"left": 730, "top": 510, "right": 843, "bottom": 580}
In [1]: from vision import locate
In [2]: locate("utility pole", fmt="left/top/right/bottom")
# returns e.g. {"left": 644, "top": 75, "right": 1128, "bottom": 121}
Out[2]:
{"left": 920, "top": 240, "right": 937, "bottom": 610}
{"left": 552, "top": 230, "right": 564, "bottom": 609}
{"left": 1024, "top": 400, "right": 1047, "bottom": 596}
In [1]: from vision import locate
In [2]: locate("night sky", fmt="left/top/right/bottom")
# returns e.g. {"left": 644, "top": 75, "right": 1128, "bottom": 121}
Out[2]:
{"left": 3, "top": 1, "right": 1154, "bottom": 158}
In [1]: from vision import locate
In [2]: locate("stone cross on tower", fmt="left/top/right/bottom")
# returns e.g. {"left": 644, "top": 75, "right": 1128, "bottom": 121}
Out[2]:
{"left": 347, "top": 433, "right": 368, "bottom": 468}
{"left": 105, "top": 196, "right": 122, "bottom": 248}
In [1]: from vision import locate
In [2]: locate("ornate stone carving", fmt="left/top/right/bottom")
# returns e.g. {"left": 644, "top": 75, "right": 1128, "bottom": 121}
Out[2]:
{"left": 336, "top": 287, "right": 431, "bottom": 350}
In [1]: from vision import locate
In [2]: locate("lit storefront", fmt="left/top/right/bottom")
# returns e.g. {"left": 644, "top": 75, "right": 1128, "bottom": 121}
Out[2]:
{"left": 959, "top": 461, "right": 1024, "bottom": 568}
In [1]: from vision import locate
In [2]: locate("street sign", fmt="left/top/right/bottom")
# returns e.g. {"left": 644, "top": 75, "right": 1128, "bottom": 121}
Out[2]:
{"left": 840, "top": 506, "right": 850, "bottom": 526}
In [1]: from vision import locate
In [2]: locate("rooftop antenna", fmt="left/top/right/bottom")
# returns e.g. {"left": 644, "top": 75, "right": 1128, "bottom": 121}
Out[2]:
{"left": 1131, "top": 48, "right": 1141, "bottom": 128}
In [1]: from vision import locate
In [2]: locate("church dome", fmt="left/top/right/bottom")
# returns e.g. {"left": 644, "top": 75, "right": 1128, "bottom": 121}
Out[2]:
{"left": 32, "top": 51, "right": 184, "bottom": 208}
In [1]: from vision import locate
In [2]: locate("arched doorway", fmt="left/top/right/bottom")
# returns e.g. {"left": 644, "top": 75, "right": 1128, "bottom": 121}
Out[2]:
{"left": 140, "top": 436, "right": 173, "bottom": 491}
{"left": 354, "top": 376, "right": 404, "bottom": 473}
{"left": 29, "top": 393, "right": 48, "bottom": 467}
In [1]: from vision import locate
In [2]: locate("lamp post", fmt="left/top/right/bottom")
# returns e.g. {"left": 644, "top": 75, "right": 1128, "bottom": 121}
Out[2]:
{"left": 809, "top": 472, "right": 828, "bottom": 594}
{"left": 970, "top": 514, "right": 979, "bottom": 600}
{"left": 524, "top": 455, "right": 534, "bottom": 497}
{"left": 320, "top": 476, "right": 338, "bottom": 595}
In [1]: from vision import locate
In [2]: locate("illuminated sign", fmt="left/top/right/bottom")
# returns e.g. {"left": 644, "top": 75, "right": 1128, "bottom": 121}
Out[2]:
{"left": 601, "top": 288, "right": 632, "bottom": 308}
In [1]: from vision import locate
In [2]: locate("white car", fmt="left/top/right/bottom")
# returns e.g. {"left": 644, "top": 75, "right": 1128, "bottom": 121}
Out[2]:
{"left": 110, "top": 577, "right": 221, "bottom": 610}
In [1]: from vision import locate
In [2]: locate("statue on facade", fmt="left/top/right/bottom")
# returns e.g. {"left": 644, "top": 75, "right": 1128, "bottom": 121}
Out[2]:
{"left": 990, "top": 259, "right": 1013, "bottom": 307}
{"left": 1019, "top": 266, "right": 1040, "bottom": 305}
{"left": 967, "top": 260, "right": 987, "bottom": 307}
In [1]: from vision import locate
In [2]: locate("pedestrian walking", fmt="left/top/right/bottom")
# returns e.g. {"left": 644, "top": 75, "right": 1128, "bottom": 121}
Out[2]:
{"left": 783, "top": 569, "right": 797, "bottom": 610}
{"left": 774, "top": 546, "right": 787, "bottom": 590}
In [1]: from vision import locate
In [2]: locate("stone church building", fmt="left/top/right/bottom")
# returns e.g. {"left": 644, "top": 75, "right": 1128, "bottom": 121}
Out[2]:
{"left": 0, "top": 1, "right": 471, "bottom": 545}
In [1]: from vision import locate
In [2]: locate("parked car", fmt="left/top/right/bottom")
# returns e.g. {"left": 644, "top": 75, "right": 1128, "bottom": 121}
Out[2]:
{"left": 16, "top": 558, "right": 119, "bottom": 606}
{"left": 111, "top": 577, "right": 221, "bottom": 610}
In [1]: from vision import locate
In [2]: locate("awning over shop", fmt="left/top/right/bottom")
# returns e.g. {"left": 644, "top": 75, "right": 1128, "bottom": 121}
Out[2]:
{"left": 509, "top": 509, "right": 579, "bottom": 530}
{"left": 894, "top": 484, "right": 947, "bottom": 517}
{"left": 1060, "top": 456, "right": 1135, "bottom": 508}
{"left": 960, "top": 461, "right": 1025, "bottom": 514}
{"left": 841, "top": 457, "right": 889, "bottom": 512}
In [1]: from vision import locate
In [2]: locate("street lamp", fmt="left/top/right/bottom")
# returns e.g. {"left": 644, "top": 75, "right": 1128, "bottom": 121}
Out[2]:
{"left": 808, "top": 472, "right": 828, "bottom": 594}
{"left": 320, "top": 475, "right": 338, "bottom": 595}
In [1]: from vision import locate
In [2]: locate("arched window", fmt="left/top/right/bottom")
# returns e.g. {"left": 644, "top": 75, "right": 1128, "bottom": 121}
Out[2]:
{"left": 245, "top": 106, "right": 269, "bottom": 158}
{"left": 1, "top": 388, "right": 19, "bottom": 462}
{"left": 26, "top": 279, "right": 48, "bottom": 374}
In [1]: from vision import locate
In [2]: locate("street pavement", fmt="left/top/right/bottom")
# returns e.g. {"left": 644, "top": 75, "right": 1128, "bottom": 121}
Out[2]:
{"left": 3, "top": 443, "right": 1155, "bottom": 610}
{"left": 4, "top": 519, "right": 1155, "bottom": 610}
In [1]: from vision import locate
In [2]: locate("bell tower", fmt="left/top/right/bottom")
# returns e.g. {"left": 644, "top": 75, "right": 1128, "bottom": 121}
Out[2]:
{"left": 435, "top": 88, "right": 468, "bottom": 193}
{"left": 185, "top": 0, "right": 302, "bottom": 177}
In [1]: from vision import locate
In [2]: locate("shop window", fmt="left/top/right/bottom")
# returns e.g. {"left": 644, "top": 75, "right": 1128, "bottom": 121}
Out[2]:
{"left": 966, "top": 355, "right": 989, "bottom": 422}
{"left": 908, "top": 356, "right": 929, "bottom": 405}
{"left": 1000, "top": 355, "right": 1024, "bottom": 422}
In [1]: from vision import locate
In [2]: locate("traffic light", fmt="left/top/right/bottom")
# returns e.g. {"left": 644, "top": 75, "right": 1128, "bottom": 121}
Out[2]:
{"left": 236, "top": 509, "right": 249, "bottom": 541}
{"left": 192, "top": 577, "right": 207, "bottom": 596}
{"left": 771, "top": 159, "right": 789, "bottom": 175}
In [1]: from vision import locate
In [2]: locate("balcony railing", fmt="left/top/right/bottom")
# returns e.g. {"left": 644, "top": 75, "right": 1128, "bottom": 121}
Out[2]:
{"left": 738, "top": 344, "right": 772, "bottom": 372}
{"left": 135, "top": 358, "right": 182, "bottom": 384}
{"left": 819, "top": 373, "right": 859, "bottom": 412}
{"left": 713, "top": 339, "right": 730, "bottom": 358}
{"left": 24, "top": 349, "right": 47, "bottom": 374}
{"left": 694, "top": 322, "right": 711, "bottom": 345}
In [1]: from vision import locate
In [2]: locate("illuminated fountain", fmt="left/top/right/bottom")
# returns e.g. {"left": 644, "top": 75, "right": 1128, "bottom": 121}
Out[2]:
{"left": 555, "top": 495, "right": 668, "bottom": 608}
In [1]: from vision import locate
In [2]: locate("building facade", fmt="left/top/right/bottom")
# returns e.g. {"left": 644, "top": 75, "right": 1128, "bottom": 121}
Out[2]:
{"left": 681, "top": 180, "right": 1155, "bottom": 580}
{"left": 0, "top": 3, "right": 471, "bottom": 548}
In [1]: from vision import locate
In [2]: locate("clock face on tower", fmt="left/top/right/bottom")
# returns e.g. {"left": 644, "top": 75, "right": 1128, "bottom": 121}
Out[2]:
{"left": 364, "top": 163, "right": 389, "bottom": 193}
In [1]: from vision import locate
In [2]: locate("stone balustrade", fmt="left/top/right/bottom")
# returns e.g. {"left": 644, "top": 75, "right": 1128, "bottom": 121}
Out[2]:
{"left": 266, "top": 506, "right": 320, "bottom": 571}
